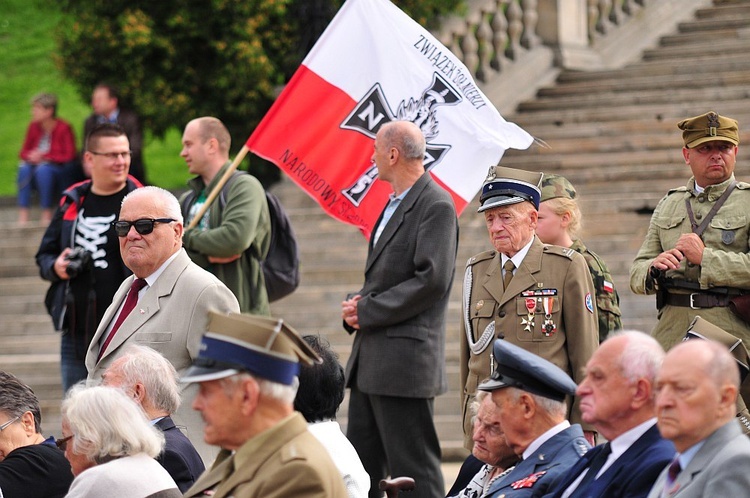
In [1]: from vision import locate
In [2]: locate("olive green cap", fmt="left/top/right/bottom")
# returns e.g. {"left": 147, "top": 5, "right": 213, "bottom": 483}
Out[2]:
{"left": 540, "top": 174, "right": 577, "bottom": 202}
{"left": 678, "top": 111, "right": 739, "bottom": 148}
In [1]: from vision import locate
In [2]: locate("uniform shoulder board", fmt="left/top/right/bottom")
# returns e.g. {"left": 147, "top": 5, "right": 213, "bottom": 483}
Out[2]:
{"left": 543, "top": 245, "right": 577, "bottom": 259}
{"left": 573, "top": 438, "right": 589, "bottom": 457}
{"left": 466, "top": 250, "right": 496, "bottom": 267}
{"left": 666, "top": 186, "right": 688, "bottom": 196}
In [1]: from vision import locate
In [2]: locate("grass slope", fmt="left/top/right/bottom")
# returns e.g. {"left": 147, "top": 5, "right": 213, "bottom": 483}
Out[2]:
{"left": 0, "top": 0, "right": 189, "bottom": 198}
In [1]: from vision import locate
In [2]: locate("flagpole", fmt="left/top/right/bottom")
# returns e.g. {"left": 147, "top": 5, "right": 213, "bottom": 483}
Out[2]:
{"left": 186, "top": 144, "right": 249, "bottom": 230}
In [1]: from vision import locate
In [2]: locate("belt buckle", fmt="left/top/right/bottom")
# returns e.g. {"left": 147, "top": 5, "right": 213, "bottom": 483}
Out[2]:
{"left": 689, "top": 293, "right": 700, "bottom": 309}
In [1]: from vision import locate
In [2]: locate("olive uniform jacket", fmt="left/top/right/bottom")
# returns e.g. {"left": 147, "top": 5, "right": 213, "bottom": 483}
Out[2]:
{"left": 183, "top": 413, "right": 347, "bottom": 498}
{"left": 460, "top": 236, "right": 598, "bottom": 444}
{"left": 630, "top": 175, "right": 750, "bottom": 350}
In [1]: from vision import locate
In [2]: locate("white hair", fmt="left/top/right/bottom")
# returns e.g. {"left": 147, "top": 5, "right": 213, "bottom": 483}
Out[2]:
{"left": 107, "top": 345, "right": 181, "bottom": 413}
{"left": 61, "top": 385, "right": 165, "bottom": 463}
{"left": 509, "top": 387, "right": 567, "bottom": 419}
{"left": 613, "top": 330, "right": 665, "bottom": 387}
{"left": 122, "top": 186, "right": 183, "bottom": 224}
{"left": 221, "top": 372, "right": 299, "bottom": 405}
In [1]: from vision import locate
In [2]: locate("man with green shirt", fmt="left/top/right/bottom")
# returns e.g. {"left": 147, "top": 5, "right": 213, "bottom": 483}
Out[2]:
{"left": 630, "top": 111, "right": 750, "bottom": 349}
{"left": 179, "top": 117, "right": 271, "bottom": 315}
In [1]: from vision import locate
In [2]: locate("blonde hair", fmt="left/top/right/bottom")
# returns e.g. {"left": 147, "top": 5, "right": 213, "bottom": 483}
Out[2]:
{"left": 543, "top": 197, "right": 582, "bottom": 240}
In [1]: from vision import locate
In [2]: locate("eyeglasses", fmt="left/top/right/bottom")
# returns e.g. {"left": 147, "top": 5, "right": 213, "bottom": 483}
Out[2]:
{"left": 0, "top": 416, "right": 19, "bottom": 432}
{"left": 56, "top": 434, "right": 74, "bottom": 451}
{"left": 89, "top": 150, "right": 132, "bottom": 160}
{"left": 112, "top": 218, "right": 176, "bottom": 237}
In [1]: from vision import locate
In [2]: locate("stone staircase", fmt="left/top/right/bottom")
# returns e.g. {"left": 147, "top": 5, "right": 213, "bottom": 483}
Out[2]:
{"left": 2, "top": 0, "right": 750, "bottom": 460}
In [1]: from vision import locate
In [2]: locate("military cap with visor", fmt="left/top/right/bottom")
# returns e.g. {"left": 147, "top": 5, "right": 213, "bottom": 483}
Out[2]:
{"left": 478, "top": 165, "right": 544, "bottom": 213}
{"left": 678, "top": 111, "right": 739, "bottom": 148}
{"left": 181, "top": 312, "right": 320, "bottom": 385}
{"left": 478, "top": 339, "right": 577, "bottom": 401}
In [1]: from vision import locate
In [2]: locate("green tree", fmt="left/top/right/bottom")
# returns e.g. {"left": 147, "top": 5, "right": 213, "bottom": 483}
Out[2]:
{"left": 56, "top": 0, "right": 462, "bottom": 185}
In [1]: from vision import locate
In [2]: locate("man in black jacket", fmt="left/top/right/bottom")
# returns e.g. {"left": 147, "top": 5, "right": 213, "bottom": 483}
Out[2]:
{"left": 35, "top": 123, "right": 142, "bottom": 392}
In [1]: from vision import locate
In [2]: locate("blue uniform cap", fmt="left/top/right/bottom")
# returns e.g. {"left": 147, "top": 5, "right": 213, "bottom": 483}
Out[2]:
{"left": 478, "top": 339, "right": 577, "bottom": 401}
{"left": 478, "top": 165, "right": 543, "bottom": 213}
{"left": 181, "top": 312, "right": 320, "bottom": 385}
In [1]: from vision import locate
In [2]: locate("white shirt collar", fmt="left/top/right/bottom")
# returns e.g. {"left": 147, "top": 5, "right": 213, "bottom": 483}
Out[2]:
{"left": 143, "top": 250, "right": 181, "bottom": 287}
{"left": 501, "top": 236, "right": 534, "bottom": 270}
{"left": 523, "top": 420, "right": 571, "bottom": 460}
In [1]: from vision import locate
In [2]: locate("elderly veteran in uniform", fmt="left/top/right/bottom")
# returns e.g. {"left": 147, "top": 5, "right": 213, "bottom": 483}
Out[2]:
{"left": 631, "top": 111, "right": 750, "bottom": 350}
{"left": 181, "top": 312, "right": 347, "bottom": 498}
{"left": 479, "top": 340, "right": 590, "bottom": 498}
{"left": 460, "top": 166, "right": 599, "bottom": 448}
{"left": 536, "top": 174, "right": 622, "bottom": 342}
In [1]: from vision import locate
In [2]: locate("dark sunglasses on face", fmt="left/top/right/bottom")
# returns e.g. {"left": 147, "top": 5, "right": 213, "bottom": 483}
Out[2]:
{"left": 56, "top": 434, "right": 74, "bottom": 451}
{"left": 112, "top": 218, "right": 176, "bottom": 237}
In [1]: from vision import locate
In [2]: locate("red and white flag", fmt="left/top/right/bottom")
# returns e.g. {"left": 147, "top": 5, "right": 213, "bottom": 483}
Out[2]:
{"left": 247, "top": 0, "right": 533, "bottom": 238}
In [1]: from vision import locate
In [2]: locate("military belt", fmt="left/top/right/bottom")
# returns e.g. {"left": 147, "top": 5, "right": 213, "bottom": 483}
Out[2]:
{"left": 663, "top": 292, "right": 732, "bottom": 310}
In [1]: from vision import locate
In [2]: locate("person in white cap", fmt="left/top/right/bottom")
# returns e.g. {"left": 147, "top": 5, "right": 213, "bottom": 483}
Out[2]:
{"left": 181, "top": 312, "right": 347, "bottom": 498}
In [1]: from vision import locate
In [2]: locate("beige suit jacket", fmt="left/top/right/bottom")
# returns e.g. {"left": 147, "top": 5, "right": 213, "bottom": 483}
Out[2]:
{"left": 85, "top": 249, "right": 240, "bottom": 464}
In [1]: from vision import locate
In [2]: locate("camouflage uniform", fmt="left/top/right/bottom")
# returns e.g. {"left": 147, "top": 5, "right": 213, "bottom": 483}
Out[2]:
{"left": 571, "top": 239, "right": 622, "bottom": 342}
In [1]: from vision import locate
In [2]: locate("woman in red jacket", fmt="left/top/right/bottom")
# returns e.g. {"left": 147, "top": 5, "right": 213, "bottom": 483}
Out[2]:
{"left": 17, "top": 93, "right": 76, "bottom": 224}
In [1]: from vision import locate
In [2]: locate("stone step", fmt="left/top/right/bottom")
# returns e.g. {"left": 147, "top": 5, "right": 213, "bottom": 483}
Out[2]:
{"left": 518, "top": 84, "right": 750, "bottom": 112}
{"left": 643, "top": 37, "right": 750, "bottom": 60}
{"left": 538, "top": 69, "right": 750, "bottom": 97}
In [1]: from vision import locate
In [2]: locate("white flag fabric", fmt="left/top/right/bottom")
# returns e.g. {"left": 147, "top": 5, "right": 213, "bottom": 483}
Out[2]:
{"left": 247, "top": 0, "right": 533, "bottom": 238}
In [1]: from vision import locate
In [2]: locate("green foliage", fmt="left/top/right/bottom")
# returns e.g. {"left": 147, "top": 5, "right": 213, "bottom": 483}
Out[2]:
{"left": 54, "top": 0, "right": 464, "bottom": 187}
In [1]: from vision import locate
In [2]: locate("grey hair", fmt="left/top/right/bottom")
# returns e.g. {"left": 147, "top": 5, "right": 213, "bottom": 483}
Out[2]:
{"left": 613, "top": 330, "right": 665, "bottom": 387}
{"left": 221, "top": 372, "right": 299, "bottom": 405}
{"left": 0, "top": 371, "right": 42, "bottom": 433}
{"left": 107, "top": 345, "right": 181, "bottom": 413}
{"left": 509, "top": 387, "right": 567, "bottom": 419}
{"left": 380, "top": 121, "right": 426, "bottom": 160}
{"left": 62, "top": 385, "right": 165, "bottom": 462}
{"left": 702, "top": 340, "right": 741, "bottom": 390}
{"left": 122, "top": 186, "right": 184, "bottom": 224}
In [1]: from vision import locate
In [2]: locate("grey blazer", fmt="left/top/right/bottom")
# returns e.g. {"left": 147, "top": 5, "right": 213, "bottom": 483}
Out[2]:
{"left": 345, "top": 173, "right": 459, "bottom": 398}
{"left": 85, "top": 249, "right": 240, "bottom": 464}
{"left": 647, "top": 419, "right": 750, "bottom": 498}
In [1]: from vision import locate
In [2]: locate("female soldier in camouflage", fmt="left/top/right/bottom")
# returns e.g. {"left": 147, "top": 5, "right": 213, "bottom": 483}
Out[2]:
{"left": 536, "top": 174, "right": 622, "bottom": 342}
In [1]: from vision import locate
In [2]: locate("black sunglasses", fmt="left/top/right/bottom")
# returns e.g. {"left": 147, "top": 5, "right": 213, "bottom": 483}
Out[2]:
{"left": 112, "top": 218, "right": 176, "bottom": 237}
{"left": 56, "top": 434, "right": 74, "bottom": 451}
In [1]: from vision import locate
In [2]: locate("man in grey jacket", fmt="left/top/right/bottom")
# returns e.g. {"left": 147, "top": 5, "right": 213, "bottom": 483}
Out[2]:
{"left": 341, "top": 120, "right": 459, "bottom": 498}
{"left": 647, "top": 339, "right": 750, "bottom": 498}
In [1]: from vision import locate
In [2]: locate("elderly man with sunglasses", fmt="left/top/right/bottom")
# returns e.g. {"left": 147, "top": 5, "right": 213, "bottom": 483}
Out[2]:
{"left": 84, "top": 185, "right": 239, "bottom": 466}
{"left": 36, "top": 123, "right": 143, "bottom": 393}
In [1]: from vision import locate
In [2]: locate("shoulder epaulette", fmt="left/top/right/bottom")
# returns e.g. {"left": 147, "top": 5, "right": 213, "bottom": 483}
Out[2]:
{"left": 466, "top": 250, "right": 495, "bottom": 267}
{"left": 542, "top": 244, "right": 577, "bottom": 260}
{"left": 666, "top": 186, "right": 689, "bottom": 196}
{"left": 736, "top": 181, "right": 750, "bottom": 190}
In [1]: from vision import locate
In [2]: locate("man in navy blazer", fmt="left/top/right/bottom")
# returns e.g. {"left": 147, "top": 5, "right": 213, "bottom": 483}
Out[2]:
{"left": 544, "top": 331, "right": 674, "bottom": 498}
{"left": 102, "top": 344, "right": 205, "bottom": 493}
{"left": 341, "top": 120, "right": 458, "bottom": 498}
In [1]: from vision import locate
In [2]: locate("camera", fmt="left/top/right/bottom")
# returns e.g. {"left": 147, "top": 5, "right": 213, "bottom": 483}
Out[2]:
{"left": 65, "top": 247, "right": 93, "bottom": 278}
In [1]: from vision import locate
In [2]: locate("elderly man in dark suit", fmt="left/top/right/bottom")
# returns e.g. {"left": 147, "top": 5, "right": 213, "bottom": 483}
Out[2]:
{"left": 101, "top": 344, "right": 205, "bottom": 493}
{"left": 544, "top": 331, "right": 674, "bottom": 498}
{"left": 341, "top": 120, "right": 459, "bottom": 498}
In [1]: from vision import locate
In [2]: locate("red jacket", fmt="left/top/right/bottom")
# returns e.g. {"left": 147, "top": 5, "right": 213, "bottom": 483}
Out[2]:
{"left": 19, "top": 119, "right": 77, "bottom": 164}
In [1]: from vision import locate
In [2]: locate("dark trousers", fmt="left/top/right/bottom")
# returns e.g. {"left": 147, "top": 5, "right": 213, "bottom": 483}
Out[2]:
{"left": 347, "top": 383, "right": 443, "bottom": 498}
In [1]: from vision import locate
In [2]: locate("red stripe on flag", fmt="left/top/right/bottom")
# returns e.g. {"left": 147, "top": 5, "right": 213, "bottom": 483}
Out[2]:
{"left": 247, "top": 66, "right": 461, "bottom": 238}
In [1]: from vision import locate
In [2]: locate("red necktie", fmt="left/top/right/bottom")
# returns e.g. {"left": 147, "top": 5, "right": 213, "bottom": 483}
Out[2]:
{"left": 98, "top": 278, "right": 147, "bottom": 361}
